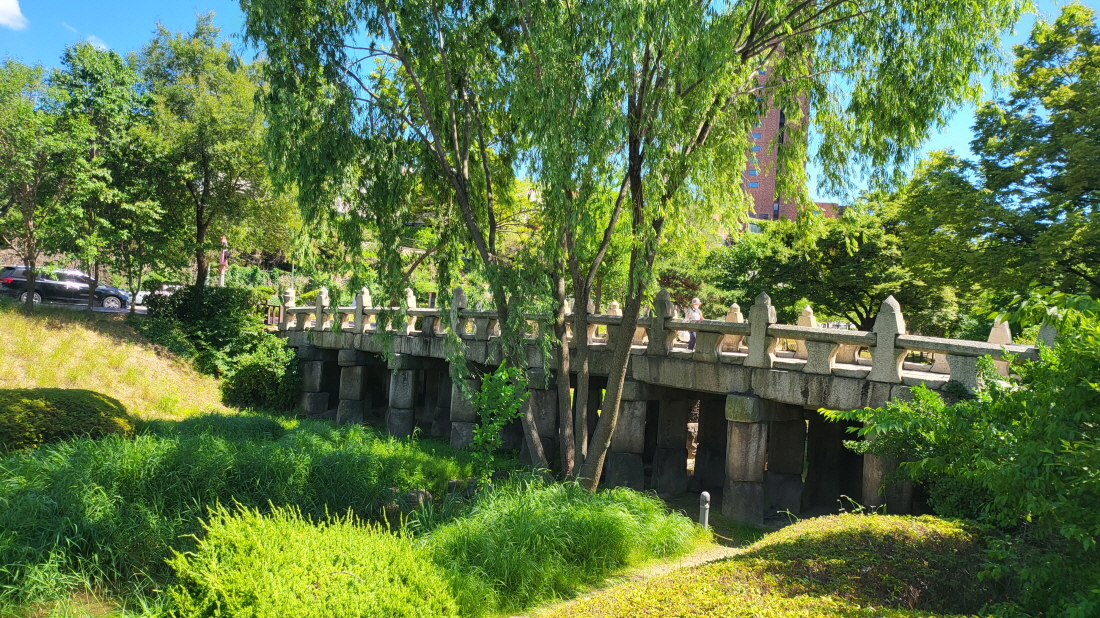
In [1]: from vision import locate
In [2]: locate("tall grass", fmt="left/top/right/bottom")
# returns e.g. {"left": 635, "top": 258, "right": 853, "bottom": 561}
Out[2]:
{"left": 427, "top": 479, "right": 707, "bottom": 614}
{"left": 0, "top": 301, "right": 226, "bottom": 418}
{"left": 0, "top": 415, "right": 474, "bottom": 608}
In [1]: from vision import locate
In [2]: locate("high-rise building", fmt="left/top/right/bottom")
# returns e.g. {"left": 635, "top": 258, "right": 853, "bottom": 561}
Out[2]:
{"left": 745, "top": 71, "right": 840, "bottom": 221}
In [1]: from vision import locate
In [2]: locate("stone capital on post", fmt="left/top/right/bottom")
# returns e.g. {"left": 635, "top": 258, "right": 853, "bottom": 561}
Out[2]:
{"left": 450, "top": 286, "right": 468, "bottom": 336}
{"left": 867, "top": 295, "right": 906, "bottom": 383}
{"left": 987, "top": 318, "right": 1012, "bottom": 376}
{"left": 280, "top": 287, "right": 296, "bottom": 331}
{"left": 314, "top": 287, "right": 330, "bottom": 332}
{"left": 720, "top": 303, "right": 745, "bottom": 353}
{"left": 606, "top": 300, "right": 622, "bottom": 345}
{"left": 353, "top": 287, "right": 371, "bottom": 334}
{"left": 646, "top": 289, "right": 676, "bottom": 356}
{"left": 745, "top": 293, "right": 777, "bottom": 368}
{"left": 795, "top": 306, "right": 816, "bottom": 359}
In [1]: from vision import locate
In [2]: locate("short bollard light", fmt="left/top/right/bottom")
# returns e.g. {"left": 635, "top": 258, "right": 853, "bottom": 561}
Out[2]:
{"left": 699, "top": 491, "right": 711, "bottom": 530}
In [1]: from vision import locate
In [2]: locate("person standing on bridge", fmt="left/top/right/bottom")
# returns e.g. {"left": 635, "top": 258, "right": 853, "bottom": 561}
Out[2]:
{"left": 686, "top": 297, "right": 703, "bottom": 350}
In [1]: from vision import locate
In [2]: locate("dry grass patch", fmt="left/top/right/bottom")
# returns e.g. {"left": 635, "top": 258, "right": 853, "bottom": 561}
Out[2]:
{"left": 0, "top": 302, "right": 227, "bottom": 419}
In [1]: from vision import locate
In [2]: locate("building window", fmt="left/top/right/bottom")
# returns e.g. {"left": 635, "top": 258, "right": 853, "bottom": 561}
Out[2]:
{"left": 752, "top": 145, "right": 761, "bottom": 151}
{"left": 748, "top": 182, "right": 759, "bottom": 188}
{"left": 751, "top": 133, "right": 762, "bottom": 139}
{"left": 748, "top": 170, "right": 758, "bottom": 176}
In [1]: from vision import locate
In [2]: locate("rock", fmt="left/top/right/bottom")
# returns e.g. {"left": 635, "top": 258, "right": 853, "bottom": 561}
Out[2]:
{"left": 403, "top": 489, "right": 433, "bottom": 511}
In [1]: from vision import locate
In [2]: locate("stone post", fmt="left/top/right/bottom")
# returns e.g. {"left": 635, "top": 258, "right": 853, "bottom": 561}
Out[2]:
{"left": 720, "top": 303, "right": 744, "bottom": 353}
{"left": 353, "top": 287, "right": 371, "bottom": 334}
{"left": 386, "top": 355, "right": 417, "bottom": 438}
{"left": 646, "top": 289, "right": 677, "bottom": 356}
{"left": 606, "top": 301, "right": 622, "bottom": 346}
{"left": 298, "top": 345, "right": 338, "bottom": 419}
{"left": 584, "top": 298, "right": 598, "bottom": 345}
{"left": 653, "top": 399, "right": 690, "bottom": 494}
{"left": 605, "top": 379, "right": 647, "bottom": 490}
{"left": 795, "top": 306, "right": 816, "bottom": 359}
{"left": 867, "top": 296, "right": 906, "bottom": 384}
{"left": 449, "top": 377, "right": 480, "bottom": 448}
{"left": 987, "top": 319, "right": 1012, "bottom": 376}
{"left": 723, "top": 394, "right": 768, "bottom": 526}
{"left": 280, "top": 288, "right": 296, "bottom": 331}
{"left": 404, "top": 288, "right": 418, "bottom": 335}
{"left": 337, "top": 349, "right": 369, "bottom": 425}
{"left": 632, "top": 307, "right": 649, "bottom": 347}
{"left": 314, "top": 287, "right": 330, "bottom": 332}
{"left": 431, "top": 372, "right": 453, "bottom": 438}
{"left": 745, "top": 293, "right": 777, "bottom": 369}
{"left": 450, "top": 287, "right": 469, "bottom": 337}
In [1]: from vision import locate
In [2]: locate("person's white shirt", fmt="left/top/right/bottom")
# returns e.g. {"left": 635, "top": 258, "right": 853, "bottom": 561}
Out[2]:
{"left": 685, "top": 306, "right": 702, "bottom": 321}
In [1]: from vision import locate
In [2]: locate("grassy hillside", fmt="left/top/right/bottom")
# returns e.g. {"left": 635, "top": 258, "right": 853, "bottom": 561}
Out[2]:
{"left": 0, "top": 300, "right": 227, "bottom": 418}
{"left": 543, "top": 514, "right": 1005, "bottom": 618}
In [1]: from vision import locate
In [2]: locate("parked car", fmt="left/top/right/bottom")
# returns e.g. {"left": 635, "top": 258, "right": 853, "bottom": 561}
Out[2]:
{"left": 0, "top": 266, "right": 131, "bottom": 309}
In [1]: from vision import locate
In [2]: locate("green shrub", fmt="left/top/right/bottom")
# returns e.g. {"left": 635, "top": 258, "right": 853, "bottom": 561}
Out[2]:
{"left": 0, "top": 417, "right": 473, "bottom": 605}
{"left": 145, "top": 286, "right": 266, "bottom": 375}
{"left": 824, "top": 312, "right": 1100, "bottom": 616}
{"left": 426, "top": 479, "right": 703, "bottom": 614}
{"left": 0, "top": 389, "right": 132, "bottom": 452}
{"left": 222, "top": 334, "right": 300, "bottom": 411}
{"left": 134, "top": 316, "right": 199, "bottom": 360}
{"left": 165, "top": 506, "right": 459, "bottom": 618}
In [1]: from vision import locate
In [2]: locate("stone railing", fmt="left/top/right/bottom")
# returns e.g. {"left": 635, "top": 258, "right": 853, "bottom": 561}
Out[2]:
{"left": 279, "top": 286, "right": 1040, "bottom": 392}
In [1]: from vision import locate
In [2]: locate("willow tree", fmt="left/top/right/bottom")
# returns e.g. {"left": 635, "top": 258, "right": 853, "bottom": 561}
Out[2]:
{"left": 242, "top": 0, "right": 553, "bottom": 466}
{"left": 511, "top": 0, "right": 1024, "bottom": 488}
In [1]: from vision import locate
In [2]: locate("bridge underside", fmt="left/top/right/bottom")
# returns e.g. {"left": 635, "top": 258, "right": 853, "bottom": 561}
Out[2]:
{"left": 283, "top": 330, "right": 916, "bottom": 525}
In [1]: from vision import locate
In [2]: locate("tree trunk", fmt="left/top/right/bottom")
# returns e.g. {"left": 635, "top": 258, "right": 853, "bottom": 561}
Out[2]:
{"left": 195, "top": 220, "right": 209, "bottom": 288}
{"left": 571, "top": 286, "right": 592, "bottom": 466}
{"left": 85, "top": 262, "right": 98, "bottom": 313}
{"left": 23, "top": 266, "right": 36, "bottom": 314}
{"left": 552, "top": 268, "right": 575, "bottom": 477}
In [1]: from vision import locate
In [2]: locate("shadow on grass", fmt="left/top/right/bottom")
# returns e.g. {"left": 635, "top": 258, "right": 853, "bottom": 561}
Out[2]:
{"left": 726, "top": 514, "right": 1007, "bottom": 614}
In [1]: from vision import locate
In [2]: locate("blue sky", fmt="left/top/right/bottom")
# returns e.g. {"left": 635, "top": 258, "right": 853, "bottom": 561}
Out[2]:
{"left": 1, "top": 0, "right": 1096, "bottom": 201}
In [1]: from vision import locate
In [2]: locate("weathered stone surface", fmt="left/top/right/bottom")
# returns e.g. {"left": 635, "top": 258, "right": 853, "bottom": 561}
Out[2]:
{"left": 765, "top": 472, "right": 804, "bottom": 515}
{"left": 692, "top": 444, "right": 726, "bottom": 491}
{"left": 803, "top": 340, "right": 838, "bottom": 375}
{"left": 657, "top": 400, "right": 690, "bottom": 448}
{"left": 450, "top": 421, "right": 475, "bottom": 449}
{"left": 300, "top": 392, "right": 329, "bottom": 417}
{"left": 946, "top": 354, "right": 979, "bottom": 394}
{"left": 868, "top": 296, "right": 906, "bottom": 384}
{"left": 336, "top": 399, "right": 364, "bottom": 425}
{"left": 725, "top": 394, "right": 765, "bottom": 422}
{"left": 339, "top": 366, "right": 367, "bottom": 401}
{"left": 722, "top": 478, "right": 764, "bottom": 526}
{"left": 620, "top": 379, "right": 648, "bottom": 402}
{"left": 297, "top": 344, "right": 324, "bottom": 361}
{"left": 449, "top": 380, "right": 479, "bottom": 423}
{"left": 386, "top": 407, "right": 414, "bottom": 438}
{"left": 745, "top": 293, "right": 777, "bottom": 369}
{"left": 604, "top": 452, "right": 645, "bottom": 491}
{"left": 338, "top": 348, "right": 366, "bottom": 366}
{"left": 528, "top": 389, "right": 559, "bottom": 438}
{"left": 631, "top": 356, "right": 751, "bottom": 394}
{"left": 611, "top": 400, "right": 647, "bottom": 454}
{"left": 653, "top": 447, "right": 688, "bottom": 494}
{"left": 768, "top": 419, "right": 807, "bottom": 476}
{"left": 301, "top": 361, "right": 326, "bottom": 393}
{"left": 388, "top": 369, "right": 417, "bottom": 409}
{"left": 726, "top": 421, "right": 767, "bottom": 482}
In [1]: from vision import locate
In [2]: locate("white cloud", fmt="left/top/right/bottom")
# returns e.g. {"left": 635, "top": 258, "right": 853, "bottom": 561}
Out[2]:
{"left": 0, "top": 0, "right": 28, "bottom": 30}
{"left": 61, "top": 21, "right": 77, "bottom": 33}
{"left": 86, "top": 35, "right": 108, "bottom": 50}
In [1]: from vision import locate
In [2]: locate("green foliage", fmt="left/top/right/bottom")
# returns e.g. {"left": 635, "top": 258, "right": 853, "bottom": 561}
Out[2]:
{"left": 899, "top": 5, "right": 1100, "bottom": 299}
{"left": 222, "top": 335, "right": 301, "bottom": 411}
{"left": 823, "top": 312, "right": 1100, "bottom": 616}
{"left": 0, "top": 416, "right": 473, "bottom": 606}
{"left": 427, "top": 478, "right": 703, "bottom": 614}
{"left": 470, "top": 365, "right": 529, "bottom": 474}
{"left": 0, "top": 388, "right": 132, "bottom": 452}
{"left": 547, "top": 514, "right": 1003, "bottom": 617}
{"left": 165, "top": 505, "right": 459, "bottom": 618}
{"left": 711, "top": 208, "right": 965, "bottom": 333}
{"left": 143, "top": 285, "right": 265, "bottom": 375}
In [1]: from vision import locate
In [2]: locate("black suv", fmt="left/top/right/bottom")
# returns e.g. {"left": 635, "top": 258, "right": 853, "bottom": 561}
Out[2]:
{"left": 0, "top": 267, "right": 130, "bottom": 309}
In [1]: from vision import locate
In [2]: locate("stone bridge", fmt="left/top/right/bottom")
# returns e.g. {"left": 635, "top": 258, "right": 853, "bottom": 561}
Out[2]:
{"left": 275, "top": 287, "right": 1043, "bottom": 525}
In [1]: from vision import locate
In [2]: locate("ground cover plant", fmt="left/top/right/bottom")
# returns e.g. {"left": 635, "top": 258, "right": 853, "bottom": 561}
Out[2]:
{"left": 0, "top": 388, "right": 133, "bottom": 452}
{"left": 0, "top": 300, "right": 226, "bottom": 417}
{"left": 544, "top": 514, "right": 1004, "bottom": 617}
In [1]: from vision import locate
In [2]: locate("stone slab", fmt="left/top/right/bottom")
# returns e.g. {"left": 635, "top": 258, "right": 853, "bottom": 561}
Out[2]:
{"left": 657, "top": 400, "right": 690, "bottom": 448}
{"left": 449, "top": 380, "right": 478, "bottom": 423}
{"left": 604, "top": 452, "right": 645, "bottom": 491}
{"left": 610, "top": 400, "right": 647, "bottom": 454}
{"left": 726, "top": 421, "right": 768, "bottom": 482}
{"left": 768, "top": 419, "right": 807, "bottom": 476}
{"left": 722, "top": 478, "right": 764, "bottom": 526}
{"left": 528, "top": 389, "right": 559, "bottom": 438}
{"left": 653, "top": 447, "right": 688, "bottom": 494}
{"left": 339, "top": 366, "right": 367, "bottom": 401}
{"left": 389, "top": 369, "right": 417, "bottom": 409}
{"left": 300, "top": 392, "right": 329, "bottom": 417}
{"left": 301, "top": 361, "right": 326, "bottom": 393}
{"left": 450, "top": 421, "right": 475, "bottom": 449}
{"left": 386, "top": 407, "right": 414, "bottom": 438}
{"left": 336, "top": 399, "right": 364, "bottom": 425}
